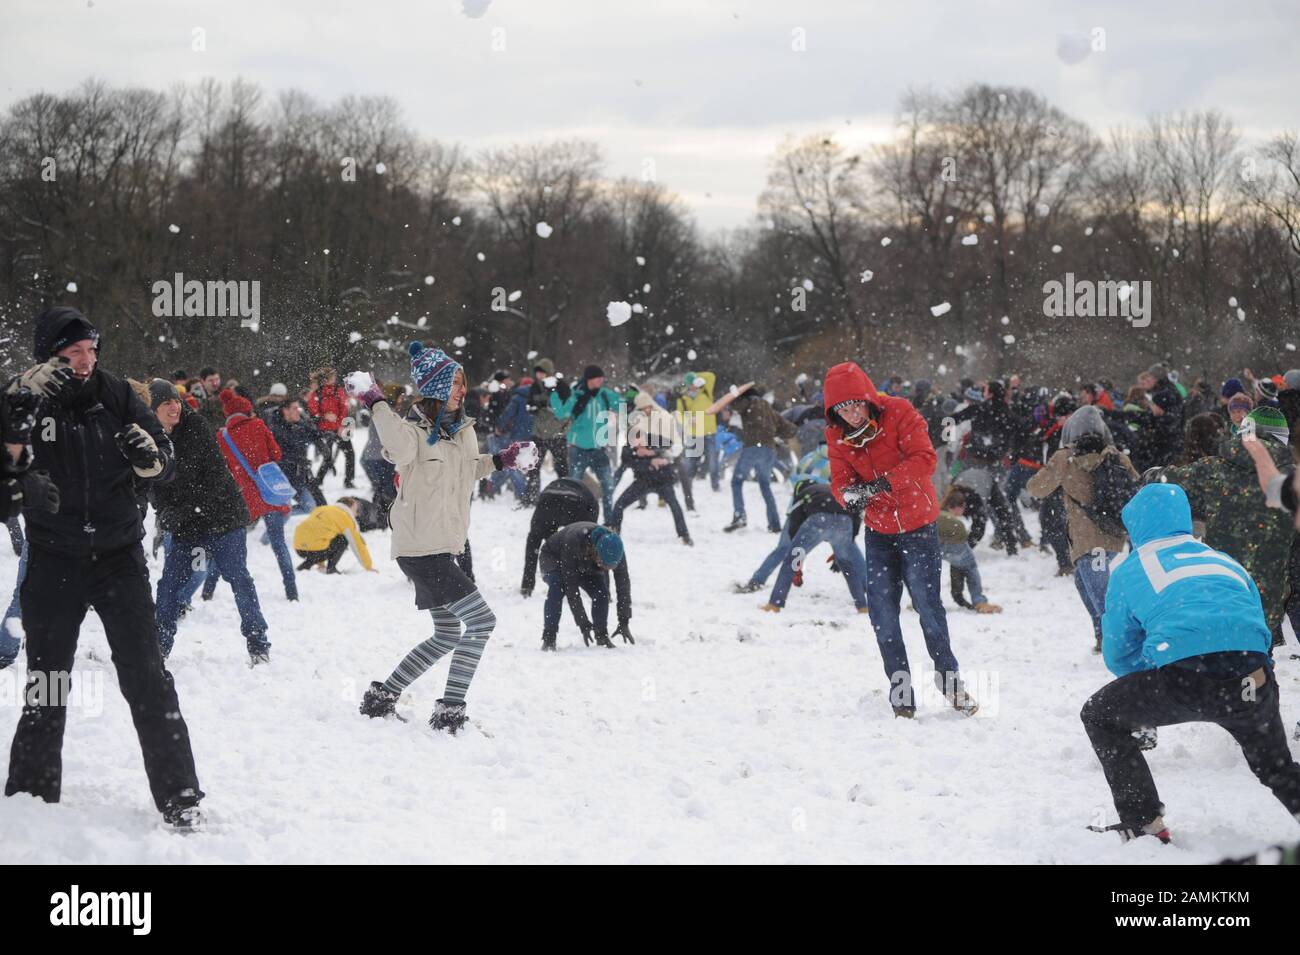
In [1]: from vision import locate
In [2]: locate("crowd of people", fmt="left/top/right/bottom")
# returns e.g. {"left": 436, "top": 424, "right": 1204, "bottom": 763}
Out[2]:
{"left": 2, "top": 303, "right": 1299, "bottom": 848}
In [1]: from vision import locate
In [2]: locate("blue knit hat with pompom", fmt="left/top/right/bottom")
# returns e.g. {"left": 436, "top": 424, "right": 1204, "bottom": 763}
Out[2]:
{"left": 409, "top": 341, "right": 461, "bottom": 400}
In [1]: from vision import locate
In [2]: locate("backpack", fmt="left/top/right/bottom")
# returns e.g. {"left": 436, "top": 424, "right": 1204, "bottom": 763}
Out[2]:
{"left": 1082, "top": 453, "right": 1138, "bottom": 538}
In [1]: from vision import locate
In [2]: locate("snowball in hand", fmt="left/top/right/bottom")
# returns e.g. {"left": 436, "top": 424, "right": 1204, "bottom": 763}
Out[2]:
{"left": 513, "top": 443, "right": 541, "bottom": 472}
{"left": 344, "top": 371, "right": 375, "bottom": 396}
{"left": 607, "top": 301, "right": 633, "bottom": 327}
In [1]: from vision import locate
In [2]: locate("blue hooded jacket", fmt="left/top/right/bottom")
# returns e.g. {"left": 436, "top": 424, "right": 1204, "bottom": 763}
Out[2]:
{"left": 1101, "top": 483, "right": 1272, "bottom": 676}
{"left": 495, "top": 385, "right": 534, "bottom": 442}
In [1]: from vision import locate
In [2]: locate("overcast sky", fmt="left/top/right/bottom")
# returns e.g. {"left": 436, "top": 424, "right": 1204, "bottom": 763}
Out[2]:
{"left": 4, "top": 0, "right": 1298, "bottom": 231}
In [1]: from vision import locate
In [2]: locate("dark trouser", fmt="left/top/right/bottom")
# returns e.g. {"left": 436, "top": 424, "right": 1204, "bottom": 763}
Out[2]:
{"left": 363, "top": 457, "right": 396, "bottom": 506}
{"left": 862, "top": 522, "right": 960, "bottom": 707}
{"left": 1040, "top": 490, "right": 1072, "bottom": 572}
{"left": 522, "top": 493, "right": 599, "bottom": 593}
{"left": 285, "top": 460, "right": 325, "bottom": 512}
{"left": 525, "top": 435, "right": 570, "bottom": 505}
{"left": 1285, "top": 535, "right": 1300, "bottom": 645}
{"left": 677, "top": 454, "right": 696, "bottom": 510}
{"left": 158, "top": 528, "right": 269, "bottom": 656}
{"left": 315, "top": 434, "right": 355, "bottom": 484}
{"left": 542, "top": 568, "right": 609, "bottom": 640}
{"left": 296, "top": 534, "right": 348, "bottom": 572}
{"left": 609, "top": 478, "right": 689, "bottom": 538}
{"left": 6, "top": 544, "right": 203, "bottom": 812}
{"left": 770, "top": 512, "right": 867, "bottom": 608}
{"left": 1081, "top": 662, "right": 1300, "bottom": 827}
{"left": 985, "top": 474, "right": 1025, "bottom": 549}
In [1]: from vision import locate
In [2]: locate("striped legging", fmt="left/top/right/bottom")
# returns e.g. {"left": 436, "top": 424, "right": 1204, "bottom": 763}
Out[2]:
{"left": 382, "top": 590, "right": 496, "bottom": 702}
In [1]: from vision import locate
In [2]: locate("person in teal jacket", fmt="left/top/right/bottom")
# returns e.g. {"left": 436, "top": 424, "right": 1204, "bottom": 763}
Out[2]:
{"left": 551, "top": 364, "right": 620, "bottom": 519}
{"left": 1080, "top": 483, "right": 1300, "bottom": 844}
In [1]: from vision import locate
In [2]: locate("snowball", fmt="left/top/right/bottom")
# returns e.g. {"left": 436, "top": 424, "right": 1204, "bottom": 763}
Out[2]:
{"left": 944, "top": 215, "right": 954, "bottom": 223}
{"left": 416, "top": 316, "right": 427, "bottom": 327}
{"left": 1172, "top": 249, "right": 1180, "bottom": 258}
{"left": 1228, "top": 296, "right": 1238, "bottom": 307}
{"left": 1000, "top": 315, "right": 1010, "bottom": 325}
{"left": 801, "top": 279, "right": 813, "bottom": 291}
{"left": 475, "top": 252, "right": 486, "bottom": 261}
{"left": 937, "top": 363, "right": 948, "bottom": 375}
{"left": 930, "top": 302, "right": 952, "bottom": 317}
{"left": 453, "top": 335, "right": 468, "bottom": 347}
{"left": 512, "top": 442, "right": 540, "bottom": 472}
{"left": 665, "top": 324, "right": 674, "bottom": 335}
{"left": 631, "top": 304, "right": 644, "bottom": 313}
{"left": 643, "top": 283, "right": 652, "bottom": 292}
{"left": 1085, "top": 226, "right": 1094, "bottom": 236}
{"left": 1118, "top": 285, "right": 1133, "bottom": 303}
{"left": 535, "top": 221, "right": 553, "bottom": 238}
{"left": 796, "top": 373, "right": 809, "bottom": 384}
{"left": 1003, "top": 334, "right": 1016, "bottom": 344}
{"left": 961, "top": 234, "right": 978, "bottom": 246}
{"left": 65, "top": 281, "right": 77, "bottom": 292}
{"left": 687, "top": 349, "right": 697, "bottom": 360}
{"left": 1237, "top": 307, "right": 1247, "bottom": 321}
{"left": 375, "top": 162, "right": 387, "bottom": 175}
{"left": 1287, "top": 343, "right": 1297, "bottom": 352}
{"left": 452, "top": 216, "right": 462, "bottom": 226}
{"left": 543, "top": 376, "right": 557, "bottom": 388}
{"left": 344, "top": 371, "right": 375, "bottom": 394}
{"left": 508, "top": 289, "right": 522, "bottom": 302}
{"left": 636, "top": 256, "right": 646, "bottom": 266}
{"left": 607, "top": 301, "right": 633, "bottom": 327}
{"left": 859, "top": 269, "right": 874, "bottom": 283}
{"left": 168, "top": 224, "right": 180, "bottom": 234}
{"left": 1051, "top": 244, "right": 1062, "bottom": 254}
{"left": 323, "top": 248, "right": 330, "bottom": 255}
{"left": 348, "top": 331, "right": 363, "bottom": 343}
{"left": 527, "top": 350, "right": 538, "bottom": 360}
{"left": 487, "top": 381, "right": 500, "bottom": 394}
{"left": 1036, "top": 203, "right": 1050, "bottom": 217}
{"left": 880, "top": 237, "right": 892, "bottom": 247}
{"left": 424, "top": 275, "right": 435, "bottom": 285}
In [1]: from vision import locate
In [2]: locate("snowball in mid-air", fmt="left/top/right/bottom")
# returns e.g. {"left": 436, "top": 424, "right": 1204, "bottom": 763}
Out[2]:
{"left": 451, "top": 216, "right": 462, "bottom": 226}
{"left": 424, "top": 275, "right": 435, "bottom": 285}
{"left": 800, "top": 279, "right": 813, "bottom": 291}
{"left": 643, "top": 283, "right": 652, "bottom": 293}
{"left": 631, "top": 303, "right": 644, "bottom": 313}
{"left": 66, "top": 281, "right": 78, "bottom": 293}
{"left": 687, "top": 349, "right": 697, "bottom": 361}
{"left": 348, "top": 331, "right": 363, "bottom": 343}
{"left": 168, "top": 224, "right": 180, "bottom": 234}
{"left": 607, "top": 301, "right": 633, "bottom": 327}
{"left": 1228, "top": 296, "right": 1238, "bottom": 307}
{"left": 453, "top": 335, "right": 468, "bottom": 347}
{"left": 536, "top": 221, "right": 553, "bottom": 238}
{"left": 508, "top": 290, "right": 522, "bottom": 302}
{"left": 476, "top": 252, "right": 485, "bottom": 262}
{"left": 527, "top": 350, "right": 538, "bottom": 360}
{"left": 1237, "top": 307, "right": 1247, "bottom": 321}
{"left": 375, "top": 162, "right": 387, "bottom": 175}
{"left": 930, "top": 302, "right": 952, "bottom": 317}
{"left": 961, "top": 234, "right": 978, "bottom": 246}
{"left": 636, "top": 255, "right": 646, "bottom": 266}
{"left": 1051, "top": 244, "right": 1062, "bottom": 254}
{"left": 1085, "top": 226, "right": 1094, "bottom": 236}
{"left": 1000, "top": 315, "right": 1010, "bottom": 325}
{"left": 860, "top": 270, "right": 874, "bottom": 283}
{"left": 1003, "top": 334, "right": 1016, "bottom": 345}
{"left": 665, "top": 324, "right": 674, "bottom": 335}
{"left": 880, "top": 237, "right": 892, "bottom": 247}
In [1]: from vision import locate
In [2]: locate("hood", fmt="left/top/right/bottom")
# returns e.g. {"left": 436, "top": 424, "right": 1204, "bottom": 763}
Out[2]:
{"left": 1121, "top": 483, "right": 1193, "bottom": 547}
{"left": 1061, "top": 404, "right": 1113, "bottom": 448}
{"left": 513, "top": 384, "right": 531, "bottom": 398}
{"left": 823, "top": 362, "right": 879, "bottom": 415}
{"left": 534, "top": 357, "right": 555, "bottom": 376}
{"left": 33, "top": 306, "right": 99, "bottom": 360}
{"left": 633, "top": 389, "right": 655, "bottom": 410}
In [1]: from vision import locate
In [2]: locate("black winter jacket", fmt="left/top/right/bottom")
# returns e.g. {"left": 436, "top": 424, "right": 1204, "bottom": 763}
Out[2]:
{"left": 539, "top": 521, "right": 632, "bottom": 632}
{"left": 787, "top": 482, "right": 860, "bottom": 539}
{"left": 152, "top": 407, "right": 250, "bottom": 541}
{"left": 24, "top": 368, "right": 175, "bottom": 557}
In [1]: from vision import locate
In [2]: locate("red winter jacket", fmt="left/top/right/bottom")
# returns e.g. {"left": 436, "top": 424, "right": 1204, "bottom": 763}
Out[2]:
{"left": 824, "top": 362, "right": 939, "bottom": 534}
{"left": 218, "top": 412, "right": 289, "bottom": 521}
{"left": 308, "top": 384, "right": 349, "bottom": 434}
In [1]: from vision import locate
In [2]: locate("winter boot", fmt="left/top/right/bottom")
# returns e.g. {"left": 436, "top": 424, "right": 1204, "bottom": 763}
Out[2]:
{"left": 541, "top": 634, "right": 557, "bottom": 652}
{"left": 723, "top": 514, "right": 747, "bottom": 533}
{"left": 935, "top": 671, "right": 978, "bottom": 716}
{"left": 247, "top": 638, "right": 271, "bottom": 667}
{"left": 1087, "top": 818, "right": 1171, "bottom": 844}
{"left": 429, "top": 698, "right": 468, "bottom": 734}
{"left": 594, "top": 633, "right": 616, "bottom": 648}
{"left": 680, "top": 535, "right": 694, "bottom": 547}
{"left": 1133, "top": 726, "right": 1158, "bottom": 751}
{"left": 892, "top": 705, "right": 917, "bottom": 719}
{"left": 760, "top": 603, "right": 780, "bottom": 613}
{"left": 360, "top": 680, "right": 400, "bottom": 718}
{"left": 733, "top": 580, "right": 762, "bottom": 594}
{"left": 163, "top": 793, "right": 205, "bottom": 833}
{"left": 973, "top": 601, "right": 1002, "bottom": 614}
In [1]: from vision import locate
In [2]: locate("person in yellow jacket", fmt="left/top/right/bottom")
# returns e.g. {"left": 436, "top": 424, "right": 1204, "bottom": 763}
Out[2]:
{"left": 293, "top": 500, "right": 375, "bottom": 574}
{"left": 675, "top": 371, "right": 720, "bottom": 498}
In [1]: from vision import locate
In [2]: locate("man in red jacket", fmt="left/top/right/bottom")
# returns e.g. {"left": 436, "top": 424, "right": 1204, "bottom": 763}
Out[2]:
{"left": 308, "top": 367, "right": 356, "bottom": 489}
{"left": 216, "top": 389, "right": 297, "bottom": 601}
{"left": 824, "top": 362, "right": 978, "bottom": 718}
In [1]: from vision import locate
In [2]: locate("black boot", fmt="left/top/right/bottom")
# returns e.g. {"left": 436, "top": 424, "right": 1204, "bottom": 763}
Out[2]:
{"left": 950, "top": 567, "right": 973, "bottom": 609}
{"left": 723, "top": 514, "right": 747, "bottom": 533}
{"left": 733, "top": 580, "right": 762, "bottom": 594}
{"left": 360, "top": 680, "right": 400, "bottom": 718}
{"left": 429, "top": 698, "right": 468, "bottom": 734}
{"left": 163, "top": 792, "right": 206, "bottom": 833}
{"left": 541, "top": 634, "right": 557, "bottom": 652}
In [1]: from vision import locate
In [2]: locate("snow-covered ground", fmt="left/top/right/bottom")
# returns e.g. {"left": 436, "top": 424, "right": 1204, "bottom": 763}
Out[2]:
{"left": 1, "top": 433, "right": 1297, "bottom": 863}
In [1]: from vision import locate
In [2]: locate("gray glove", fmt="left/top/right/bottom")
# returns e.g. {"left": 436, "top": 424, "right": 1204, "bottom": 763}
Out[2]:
{"left": 11, "top": 358, "right": 77, "bottom": 400}
{"left": 115, "top": 423, "right": 163, "bottom": 478}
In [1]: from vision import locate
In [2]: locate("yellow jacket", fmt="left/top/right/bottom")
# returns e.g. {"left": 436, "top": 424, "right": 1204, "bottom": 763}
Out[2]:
{"left": 293, "top": 504, "right": 374, "bottom": 571}
{"left": 675, "top": 371, "right": 717, "bottom": 438}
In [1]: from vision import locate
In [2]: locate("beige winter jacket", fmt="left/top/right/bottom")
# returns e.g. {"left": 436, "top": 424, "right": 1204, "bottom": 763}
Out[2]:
{"left": 371, "top": 400, "right": 497, "bottom": 558}
{"left": 1026, "top": 445, "right": 1139, "bottom": 564}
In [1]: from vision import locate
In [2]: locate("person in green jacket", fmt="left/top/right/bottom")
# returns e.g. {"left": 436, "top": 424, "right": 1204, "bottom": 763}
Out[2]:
{"left": 551, "top": 364, "right": 620, "bottom": 520}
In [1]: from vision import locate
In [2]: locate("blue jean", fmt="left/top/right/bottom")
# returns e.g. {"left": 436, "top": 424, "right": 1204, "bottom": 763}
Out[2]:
{"left": 731, "top": 446, "right": 780, "bottom": 529}
{"left": 157, "top": 527, "right": 269, "bottom": 656}
{"left": 1074, "top": 551, "right": 1116, "bottom": 642}
{"left": 770, "top": 513, "right": 867, "bottom": 608}
{"left": 161, "top": 533, "right": 208, "bottom": 606}
{"left": 542, "top": 568, "right": 609, "bottom": 639}
{"left": 1, "top": 536, "right": 27, "bottom": 664}
{"left": 748, "top": 518, "right": 793, "bottom": 585}
{"left": 262, "top": 510, "right": 298, "bottom": 599}
{"left": 1005, "top": 462, "right": 1035, "bottom": 507}
{"left": 568, "top": 446, "right": 615, "bottom": 519}
{"left": 692, "top": 433, "right": 720, "bottom": 490}
{"left": 862, "top": 522, "right": 960, "bottom": 706}
{"left": 941, "top": 541, "right": 987, "bottom": 605}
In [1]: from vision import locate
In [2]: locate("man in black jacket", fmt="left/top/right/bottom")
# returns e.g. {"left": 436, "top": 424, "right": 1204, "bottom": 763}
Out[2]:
{"left": 1137, "top": 363, "right": 1185, "bottom": 466}
{"left": 520, "top": 477, "right": 598, "bottom": 597}
{"left": 538, "top": 522, "right": 632, "bottom": 651}
{"left": 268, "top": 399, "right": 325, "bottom": 510}
{"left": 150, "top": 393, "right": 269, "bottom": 665}
{"left": 4, "top": 307, "right": 205, "bottom": 831}
{"left": 949, "top": 379, "right": 1031, "bottom": 553}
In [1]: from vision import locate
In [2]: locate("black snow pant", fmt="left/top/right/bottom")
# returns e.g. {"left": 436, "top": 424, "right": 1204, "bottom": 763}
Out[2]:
{"left": 1081, "top": 658, "right": 1300, "bottom": 828}
{"left": 315, "top": 434, "right": 355, "bottom": 485}
{"left": 6, "top": 543, "right": 203, "bottom": 812}
{"left": 609, "top": 478, "right": 689, "bottom": 539}
{"left": 296, "top": 534, "right": 348, "bottom": 572}
{"left": 524, "top": 435, "right": 570, "bottom": 505}
{"left": 521, "top": 493, "right": 599, "bottom": 595}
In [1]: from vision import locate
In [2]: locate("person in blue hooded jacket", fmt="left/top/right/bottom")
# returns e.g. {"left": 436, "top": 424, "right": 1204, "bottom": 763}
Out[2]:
{"left": 1080, "top": 482, "right": 1300, "bottom": 843}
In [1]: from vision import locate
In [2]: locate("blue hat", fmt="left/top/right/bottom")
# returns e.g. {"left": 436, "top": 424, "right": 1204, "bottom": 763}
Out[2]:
{"left": 409, "top": 342, "right": 461, "bottom": 400}
{"left": 964, "top": 386, "right": 983, "bottom": 402}
{"left": 589, "top": 526, "right": 624, "bottom": 567}
{"left": 1221, "top": 377, "right": 1244, "bottom": 399}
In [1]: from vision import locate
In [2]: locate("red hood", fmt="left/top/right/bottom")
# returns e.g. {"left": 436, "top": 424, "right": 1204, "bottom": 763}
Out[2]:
{"left": 823, "top": 362, "right": 879, "bottom": 416}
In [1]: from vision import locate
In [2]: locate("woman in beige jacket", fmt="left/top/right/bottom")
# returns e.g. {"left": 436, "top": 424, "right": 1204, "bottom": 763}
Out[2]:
{"left": 1027, "top": 405, "right": 1140, "bottom": 652}
{"left": 346, "top": 343, "right": 535, "bottom": 733}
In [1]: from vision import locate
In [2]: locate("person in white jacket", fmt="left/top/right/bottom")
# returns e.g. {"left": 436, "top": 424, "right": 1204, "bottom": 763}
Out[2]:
{"left": 347, "top": 343, "right": 535, "bottom": 733}
{"left": 606, "top": 388, "right": 692, "bottom": 545}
